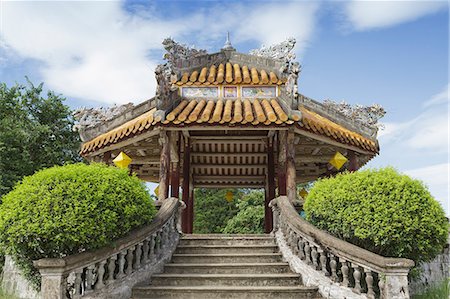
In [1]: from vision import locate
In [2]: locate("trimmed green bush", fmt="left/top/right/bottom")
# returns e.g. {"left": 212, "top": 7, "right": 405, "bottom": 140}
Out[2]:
{"left": 304, "top": 167, "right": 448, "bottom": 264}
{"left": 0, "top": 163, "right": 156, "bottom": 288}
{"left": 223, "top": 190, "right": 265, "bottom": 234}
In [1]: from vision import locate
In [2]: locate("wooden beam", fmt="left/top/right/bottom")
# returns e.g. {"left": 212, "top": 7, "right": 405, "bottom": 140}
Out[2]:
{"left": 194, "top": 183, "right": 265, "bottom": 188}
{"left": 191, "top": 153, "right": 266, "bottom": 158}
{"left": 191, "top": 140, "right": 265, "bottom": 145}
{"left": 83, "top": 129, "right": 160, "bottom": 158}
{"left": 294, "top": 128, "right": 375, "bottom": 155}
{"left": 191, "top": 136, "right": 267, "bottom": 140}
{"left": 193, "top": 175, "right": 266, "bottom": 181}
{"left": 192, "top": 164, "right": 267, "bottom": 169}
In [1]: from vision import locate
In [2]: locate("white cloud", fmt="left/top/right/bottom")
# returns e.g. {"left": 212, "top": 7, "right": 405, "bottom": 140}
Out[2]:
{"left": 404, "top": 163, "right": 449, "bottom": 215}
{"left": 379, "top": 85, "right": 449, "bottom": 153}
{"left": 0, "top": 1, "right": 319, "bottom": 105}
{"left": 343, "top": 1, "right": 447, "bottom": 31}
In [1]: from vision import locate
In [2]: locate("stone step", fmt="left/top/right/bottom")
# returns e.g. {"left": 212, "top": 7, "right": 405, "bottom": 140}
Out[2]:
{"left": 163, "top": 262, "right": 292, "bottom": 274}
{"left": 180, "top": 235, "right": 275, "bottom": 246}
{"left": 170, "top": 253, "right": 283, "bottom": 264}
{"left": 150, "top": 273, "right": 302, "bottom": 287}
{"left": 175, "top": 244, "right": 279, "bottom": 254}
{"left": 131, "top": 285, "right": 320, "bottom": 299}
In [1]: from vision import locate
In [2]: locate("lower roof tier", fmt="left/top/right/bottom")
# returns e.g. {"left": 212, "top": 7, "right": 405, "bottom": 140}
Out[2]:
{"left": 79, "top": 98, "right": 379, "bottom": 155}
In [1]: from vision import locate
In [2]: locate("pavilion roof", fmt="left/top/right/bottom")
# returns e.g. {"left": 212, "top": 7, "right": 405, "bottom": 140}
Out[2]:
{"left": 79, "top": 98, "right": 378, "bottom": 155}
{"left": 174, "top": 63, "right": 284, "bottom": 86}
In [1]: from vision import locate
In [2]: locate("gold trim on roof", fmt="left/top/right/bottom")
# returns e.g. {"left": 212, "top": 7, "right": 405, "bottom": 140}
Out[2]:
{"left": 299, "top": 106, "right": 378, "bottom": 153}
{"left": 174, "top": 63, "right": 284, "bottom": 86}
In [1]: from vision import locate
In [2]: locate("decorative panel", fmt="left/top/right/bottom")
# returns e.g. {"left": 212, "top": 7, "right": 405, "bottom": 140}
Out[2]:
{"left": 182, "top": 87, "right": 219, "bottom": 98}
{"left": 242, "top": 86, "right": 276, "bottom": 98}
{"left": 223, "top": 86, "right": 237, "bottom": 98}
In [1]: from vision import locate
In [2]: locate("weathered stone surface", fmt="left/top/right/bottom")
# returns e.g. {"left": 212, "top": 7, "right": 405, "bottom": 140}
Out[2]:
{"left": 1, "top": 255, "right": 41, "bottom": 299}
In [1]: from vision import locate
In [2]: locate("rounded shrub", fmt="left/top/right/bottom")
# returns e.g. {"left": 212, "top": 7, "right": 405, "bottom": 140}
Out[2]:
{"left": 303, "top": 167, "right": 448, "bottom": 264}
{"left": 0, "top": 163, "right": 156, "bottom": 287}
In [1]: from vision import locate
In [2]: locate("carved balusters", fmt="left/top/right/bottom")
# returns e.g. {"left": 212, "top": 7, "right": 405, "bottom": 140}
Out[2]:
{"left": 352, "top": 263, "right": 362, "bottom": 294}
{"left": 134, "top": 243, "right": 143, "bottom": 269}
{"left": 149, "top": 234, "right": 156, "bottom": 262}
{"left": 142, "top": 238, "right": 149, "bottom": 264}
{"left": 117, "top": 250, "right": 127, "bottom": 279}
{"left": 329, "top": 254, "right": 338, "bottom": 282}
{"left": 73, "top": 269, "right": 83, "bottom": 298}
{"left": 126, "top": 246, "right": 135, "bottom": 275}
{"left": 304, "top": 241, "right": 312, "bottom": 265}
{"left": 378, "top": 275, "right": 385, "bottom": 299}
{"left": 318, "top": 249, "right": 329, "bottom": 276}
{"left": 85, "top": 265, "right": 95, "bottom": 293}
{"left": 298, "top": 237, "right": 305, "bottom": 259}
{"left": 95, "top": 260, "right": 106, "bottom": 290}
{"left": 311, "top": 245, "right": 319, "bottom": 270}
{"left": 107, "top": 255, "right": 116, "bottom": 283}
{"left": 364, "top": 268, "right": 375, "bottom": 298}
{"left": 340, "top": 258, "right": 350, "bottom": 287}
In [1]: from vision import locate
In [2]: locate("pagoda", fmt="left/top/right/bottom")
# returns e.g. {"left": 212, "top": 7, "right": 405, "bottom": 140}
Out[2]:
{"left": 75, "top": 37, "right": 382, "bottom": 234}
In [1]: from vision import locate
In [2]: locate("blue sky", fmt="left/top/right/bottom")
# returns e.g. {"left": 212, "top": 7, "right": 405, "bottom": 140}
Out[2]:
{"left": 0, "top": 1, "right": 448, "bottom": 214}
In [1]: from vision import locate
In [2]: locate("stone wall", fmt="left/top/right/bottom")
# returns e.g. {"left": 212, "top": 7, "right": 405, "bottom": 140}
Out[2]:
{"left": 1, "top": 255, "right": 41, "bottom": 299}
{"left": 409, "top": 241, "right": 449, "bottom": 295}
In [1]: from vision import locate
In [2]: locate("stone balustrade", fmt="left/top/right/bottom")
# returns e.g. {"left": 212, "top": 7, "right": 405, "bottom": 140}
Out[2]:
{"left": 270, "top": 196, "right": 414, "bottom": 299}
{"left": 34, "top": 197, "right": 184, "bottom": 299}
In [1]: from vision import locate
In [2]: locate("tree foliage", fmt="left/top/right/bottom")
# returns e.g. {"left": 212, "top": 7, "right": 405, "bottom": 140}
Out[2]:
{"left": 304, "top": 167, "right": 449, "bottom": 264}
{"left": 193, "top": 189, "right": 242, "bottom": 233}
{"left": 0, "top": 163, "right": 156, "bottom": 288}
{"left": 0, "top": 80, "right": 81, "bottom": 197}
{"left": 223, "top": 190, "right": 265, "bottom": 234}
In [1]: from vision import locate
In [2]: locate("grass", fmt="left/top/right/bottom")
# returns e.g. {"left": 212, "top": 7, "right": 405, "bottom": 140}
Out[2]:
{"left": 412, "top": 279, "right": 450, "bottom": 299}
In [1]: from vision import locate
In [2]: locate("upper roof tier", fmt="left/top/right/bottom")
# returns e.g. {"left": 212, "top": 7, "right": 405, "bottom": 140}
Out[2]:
{"left": 174, "top": 63, "right": 285, "bottom": 86}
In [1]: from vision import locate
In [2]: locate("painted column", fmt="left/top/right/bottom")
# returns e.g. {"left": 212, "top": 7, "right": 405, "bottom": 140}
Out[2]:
{"left": 286, "top": 131, "right": 297, "bottom": 202}
{"left": 158, "top": 131, "right": 170, "bottom": 201}
{"left": 169, "top": 132, "right": 180, "bottom": 198}
{"left": 277, "top": 131, "right": 287, "bottom": 196}
{"left": 181, "top": 136, "right": 190, "bottom": 233}
{"left": 265, "top": 138, "right": 276, "bottom": 233}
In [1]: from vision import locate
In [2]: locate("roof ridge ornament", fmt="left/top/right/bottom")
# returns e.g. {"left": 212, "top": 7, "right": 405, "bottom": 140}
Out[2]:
{"left": 222, "top": 32, "right": 235, "bottom": 51}
{"left": 249, "top": 37, "right": 296, "bottom": 64}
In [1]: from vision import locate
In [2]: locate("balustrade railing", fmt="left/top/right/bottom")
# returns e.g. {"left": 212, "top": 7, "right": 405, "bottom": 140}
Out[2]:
{"left": 34, "top": 197, "right": 184, "bottom": 299}
{"left": 270, "top": 196, "right": 414, "bottom": 299}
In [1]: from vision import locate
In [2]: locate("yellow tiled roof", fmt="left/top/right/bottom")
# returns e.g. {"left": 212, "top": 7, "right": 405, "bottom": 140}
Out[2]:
{"left": 299, "top": 106, "right": 379, "bottom": 153}
{"left": 163, "top": 99, "right": 292, "bottom": 125}
{"left": 80, "top": 101, "right": 378, "bottom": 155}
{"left": 174, "top": 63, "right": 284, "bottom": 86}
{"left": 80, "top": 108, "right": 158, "bottom": 155}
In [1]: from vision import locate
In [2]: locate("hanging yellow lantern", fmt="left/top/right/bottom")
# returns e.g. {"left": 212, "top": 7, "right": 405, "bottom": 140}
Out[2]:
{"left": 298, "top": 188, "right": 308, "bottom": 199}
{"left": 113, "top": 152, "right": 132, "bottom": 169}
{"left": 329, "top": 151, "right": 348, "bottom": 170}
{"left": 154, "top": 185, "right": 160, "bottom": 197}
{"left": 225, "top": 191, "right": 233, "bottom": 202}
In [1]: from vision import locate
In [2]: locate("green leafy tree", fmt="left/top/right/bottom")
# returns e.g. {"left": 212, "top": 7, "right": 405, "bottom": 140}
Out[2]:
{"left": 0, "top": 80, "right": 81, "bottom": 197}
{"left": 223, "top": 190, "right": 265, "bottom": 234}
{"left": 193, "top": 189, "right": 244, "bottom": 233}
{"left": 304, "top": 167, "right": 449, "bottom": 265}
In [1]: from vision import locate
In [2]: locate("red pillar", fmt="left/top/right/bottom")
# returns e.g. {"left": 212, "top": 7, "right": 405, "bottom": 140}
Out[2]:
{"left": 188, "top": 188, "right": 194, "bottom": 234}
{"left": 181, "top": 138, "right": 190, "bottom": 233}
{"left": 278, "top": 131, "right": 287, "bottom": 196}
{"left": 265, "top": 141, "right": 275, "bottom": 233}
{"left": 348, "top": 150, "right": 359, "bottom": 172}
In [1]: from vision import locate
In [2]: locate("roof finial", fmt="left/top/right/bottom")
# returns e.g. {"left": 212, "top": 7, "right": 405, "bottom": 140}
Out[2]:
{"left": 222, "top": 31, "right": 235, "bottom": 51}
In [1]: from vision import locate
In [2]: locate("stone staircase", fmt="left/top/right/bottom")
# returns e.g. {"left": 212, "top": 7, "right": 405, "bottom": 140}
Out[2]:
{"left": 131, "top": 234, "right": 321, "bottom": 299}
